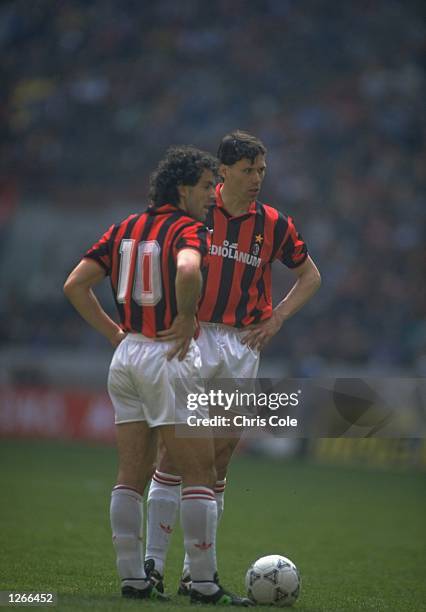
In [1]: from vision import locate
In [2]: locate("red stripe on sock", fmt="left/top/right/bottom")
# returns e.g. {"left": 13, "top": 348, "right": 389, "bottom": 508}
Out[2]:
{"left": 214, "top": 479, "right": 226, "bottom": 493}
{"left": 182, "top": 495, "right": 216, "bottom": 501}
{"left": 153, "top": 475, "right": 182, "bottom": 486}
{"left": 113, "top": 485, "right": 141, "bottom": 495}
{"left": 182, "top": 489, "right": 215, "bottom": 500}
{"left": 182, "top": 487, "right": 213, "bottom": 495}
{"left": 155, "top": 471, "right": 182, "bottom": 482}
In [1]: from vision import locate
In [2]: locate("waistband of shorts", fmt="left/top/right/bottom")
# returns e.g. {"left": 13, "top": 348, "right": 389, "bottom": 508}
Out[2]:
{"left": 200, "top": 322, "right": 246, "bottom": 334}
{"left": 125, "top": 333, "right": 159, "bottom": 342}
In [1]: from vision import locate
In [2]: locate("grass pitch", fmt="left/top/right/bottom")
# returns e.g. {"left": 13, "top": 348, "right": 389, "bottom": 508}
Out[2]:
{"left": 0, "top": 440, "right": 425, "bottom": 611}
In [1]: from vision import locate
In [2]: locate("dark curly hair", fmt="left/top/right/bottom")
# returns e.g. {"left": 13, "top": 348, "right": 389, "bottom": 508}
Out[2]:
{"left": 149, "top": 145, "right": 218, "bottom": 207}
{"left": 217, "top": 130, "right": 266, "bottom": 166}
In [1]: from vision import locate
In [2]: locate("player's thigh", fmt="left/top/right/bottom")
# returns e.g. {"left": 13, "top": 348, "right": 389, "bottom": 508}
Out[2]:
{"left": 115, "top": 421, "right": 158, "bottom": 492}
{"left": 198, "top": 324, "right": 259, "bottom": 380}
{"left": 108, "top": 337, "right": 148, "bottom": 424}
{"left": 158, "top": 424, "right": 216, "bottom": 488}
{"left": 143, "top": 340, "right": 209, "bottom": 478}
{"left": 133, "top": 340, "right": 204, "bottom": 428}
{"left": 213, "top": 327, "right": 259, "bottom": 478}
{"left": 221, "top": 327, "right": 260, "bottom": 379}
{"left": 196, "top": 324, "right": 222, "bottom": 378}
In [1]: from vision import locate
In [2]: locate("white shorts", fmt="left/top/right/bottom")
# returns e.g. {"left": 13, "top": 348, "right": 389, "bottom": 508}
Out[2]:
{"left": 197, "top": 323, "right": 260, "bottom": 380}
{"left": 108, "top": 334, "right": 206, "bottom": 427}
{"left": 197, "top": 324, "right": 260, "bottom": 417}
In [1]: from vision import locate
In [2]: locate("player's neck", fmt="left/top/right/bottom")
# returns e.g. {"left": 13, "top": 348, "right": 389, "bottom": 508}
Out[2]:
{"left": 220, "top": 185, "right": 251, "bottom": 217}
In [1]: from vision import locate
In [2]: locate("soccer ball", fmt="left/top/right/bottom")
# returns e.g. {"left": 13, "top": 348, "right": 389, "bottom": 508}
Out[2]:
{"left": 245, "top": 554, "right": 300, "bottom": 606}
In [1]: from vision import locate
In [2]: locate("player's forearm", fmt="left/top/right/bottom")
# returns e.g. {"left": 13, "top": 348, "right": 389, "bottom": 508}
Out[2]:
{"left": 274, "top": 267, "right": 321, "bottom": 324}
{"left": 64, "top": 285, "right": 121, "bottom": 343}
{"left": 175, "top": 266, "right": 202, "bottom": 317}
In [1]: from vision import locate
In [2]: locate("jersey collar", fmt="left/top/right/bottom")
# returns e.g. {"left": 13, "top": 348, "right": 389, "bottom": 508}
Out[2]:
{"left": 215, "top": 184, "right": 257, "bottom": 219}
{"left": 148, "top": 203, "right": 184, "bottom": 215}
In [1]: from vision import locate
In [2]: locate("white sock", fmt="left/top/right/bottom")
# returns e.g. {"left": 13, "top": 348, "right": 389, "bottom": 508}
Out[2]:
{"left": 214, "top": 478, "right": 226, "bottom": 522}
{"left": 145, "top": 471, "right": 182, "bottom": 575}
{"left": 182, "top": 479, "right": 226, "bottom": 577}
{"left": 181, "top": 486, "right": 218, "bottom": 593}
{"left": 110, "top": 485, "right": 147, "bottom": 588}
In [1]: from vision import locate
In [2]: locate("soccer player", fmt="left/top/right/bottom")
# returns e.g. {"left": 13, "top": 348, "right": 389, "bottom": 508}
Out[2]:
{"left": 144, "top": 131, "right": 321, "bottom": 594}
{"left": 63, "top": 146, "right": 251, "bottom": 605}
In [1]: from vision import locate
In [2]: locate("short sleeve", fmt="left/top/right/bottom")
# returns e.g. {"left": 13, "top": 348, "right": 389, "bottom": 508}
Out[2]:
{"left": 83, "top": 224, "right": 115, "bottom": 274}
{"left": 273, "top": 214, "right": 308, "bottom": 268}
{"left": 174, "top": 224, "right": 211, "bottom": 261}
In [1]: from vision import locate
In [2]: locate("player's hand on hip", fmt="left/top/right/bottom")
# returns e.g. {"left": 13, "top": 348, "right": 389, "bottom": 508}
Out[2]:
{"left": 241, "top": 312, "right": 283, "bottom": 352}
{"left": 110, "top": 328, "right": 127, "bottom": 348}
{"left": 157, "top": 314, "right": 197, "bottom": 361}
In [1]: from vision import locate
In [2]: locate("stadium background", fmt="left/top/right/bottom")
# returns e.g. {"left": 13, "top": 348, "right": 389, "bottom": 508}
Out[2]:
{"left": 0, "top": 0, "right": 424, "bottom": 460}
{"left": 0, "top": 2, "right": 425, "bottom": 610}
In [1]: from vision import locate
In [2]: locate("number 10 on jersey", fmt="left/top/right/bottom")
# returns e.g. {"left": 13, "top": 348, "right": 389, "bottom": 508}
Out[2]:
{"left": 117, "top": 239, "right": 162, "bottom": 306}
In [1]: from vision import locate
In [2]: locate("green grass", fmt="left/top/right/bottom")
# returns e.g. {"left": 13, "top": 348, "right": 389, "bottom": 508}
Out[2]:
{"left": 0, "top": 440, "right": 425, "bottom": 611}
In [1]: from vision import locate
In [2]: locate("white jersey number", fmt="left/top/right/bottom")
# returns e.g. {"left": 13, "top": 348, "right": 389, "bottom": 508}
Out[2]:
{"left": 117, "top": 239, "right": 162, "bottom": 306}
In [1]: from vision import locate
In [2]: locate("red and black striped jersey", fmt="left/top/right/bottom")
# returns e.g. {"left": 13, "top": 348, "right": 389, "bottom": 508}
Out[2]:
{"left": 198, "top": 184, "right": 308, "bottom": 327}
{"left": 84, "top": 204, "right": 210, "bottom": 337}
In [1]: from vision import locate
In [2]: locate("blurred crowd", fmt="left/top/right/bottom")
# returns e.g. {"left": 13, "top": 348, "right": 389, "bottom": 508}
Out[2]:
{"left": 1, "top": 0, "right": 425, "bottom": 375}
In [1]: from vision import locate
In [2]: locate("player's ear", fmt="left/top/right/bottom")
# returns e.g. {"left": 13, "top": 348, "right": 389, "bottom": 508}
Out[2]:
{"left": 218, "top": 164, "right": 228, "bottom": 180}
{"left": 177, "top": 184, "right": 189, "bottom": 201}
